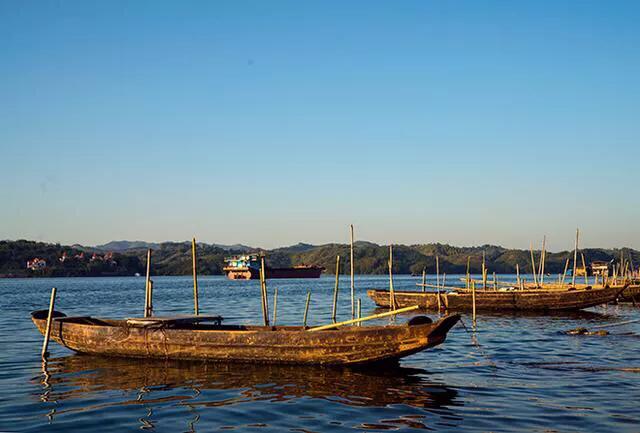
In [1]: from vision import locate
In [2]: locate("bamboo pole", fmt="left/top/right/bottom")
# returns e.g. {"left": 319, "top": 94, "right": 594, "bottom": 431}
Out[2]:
{"left": 147, "top": 280, "right": 153, "bottom": 317}
{"left": 482, "top": 252, "right": 487, "bottom": 290}
{"left": 332, "top": 255, "right": 340, "bottom": 322}
{"left": 260, "top": 257, "right": 269, "bottom": 326}
{"left": 421, "top": 267, "right": 426, "bottom": 293}
{"left": 581, "top": 253, "right": 588, "bottom": 286}
{"left": 516, "top": 263, "right": 521, "bottom": 286}
{"left": 388, "top": 245, "right": 395, "bottom": 310}
{"left": 560, "top": 258, "right": 570, "bottom": 288}
{"left": 540, "top": 236, "right": 546, "bottom": 284}
{"left": 191, "top": 238, "right": 199, "bottom": 315}
{"left": 572, "top": 228, "right": 579, "bottom": 286}
{"left": 471, "top": 280, "right": 476, "bottom": 326}
{"left": 437, "top": 275, "right": 442, "bottom": 311}
{"left": 350, "top": 224, "right": 355, "bottom": 319}
{"left": 493, "top": 272, "right": 497, "bottom": 290}
{"left": 272, "top": 286, "right": 278, "bottom": 326}
{"left": 436, "top": 256, "right": 440, "bottom": 289}
{"left": 308, "top": 305, "right": 419, "bottom": 332}
{"left": 303, "top": 291, "right": 311, "bottom": 327}
{"left": 41, "top": 287, "right": 57, "bottom": 359}
{"left": 144, "top": 249, "right": 151, "bottom": 318}
{"left": 357, "top": 298, "right": 361, "bottom": 327}
{"left": 530, "top": 243, "right": 539, "bottom": 287}
{"left": 466, "top": 256, "right": 471, "bottom": 290}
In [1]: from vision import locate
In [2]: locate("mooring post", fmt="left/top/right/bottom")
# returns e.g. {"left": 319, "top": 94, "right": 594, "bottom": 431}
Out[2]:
{"left": 572, "top": 228, "right": 579, "bottom": 287}
{"left": 192, "top": 237, "right": 199, "bottom": 315}
{"left": 421, "top": 267, "right": 426, "bottom": 293}
{"left": 529, "top": 243, "right": 539, "bottom": 288}
{"left": 350, "top": 224, "right": 355, "bottom": 319}
{"left": 472, "top": 280, "right": 477, "bottom": 328}
{"left": 388, "top": 245, "right": 395, "bottom": 310}
{"left": 332, "top": 255, "right": 340, "bottom": 322}
{"left": 516, "top": 263, "right": 521, "bottom": 287}
{"left": 147, "top": 279, "right": 153, "bottom": 317}
{"left": 260, "top": 257, "right": 269, "bottom": 326}
{"left": 144, "top": 249, "right": 151, "bottom": 317}
{"left": 272, "top": 286, "right": 278, "bottom": 326}
{"left": 303, "top": 291, "right": 311, "bottom": 327}
{"left": 41, "top": 287, "right": 57, "bottom": 359}
{"left": 357, "top": 298, "right": 362, "bottom": 326}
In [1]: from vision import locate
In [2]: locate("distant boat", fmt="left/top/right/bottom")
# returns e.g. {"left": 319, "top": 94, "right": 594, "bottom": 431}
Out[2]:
{"left": 223, "top": 254, "right": 323, "bottom": 280}
{"left": 367, "top": 284, "right": 627, "bottom": 312}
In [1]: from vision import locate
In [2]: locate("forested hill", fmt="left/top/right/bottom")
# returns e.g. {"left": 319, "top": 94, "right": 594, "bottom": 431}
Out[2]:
{"left": 1, "top": 239, "right": 638, "bottom": 278}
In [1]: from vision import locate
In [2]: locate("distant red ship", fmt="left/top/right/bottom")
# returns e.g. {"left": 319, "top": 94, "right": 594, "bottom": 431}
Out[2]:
{"left": 223, "top": 254, "right": 323, "bottom": 280}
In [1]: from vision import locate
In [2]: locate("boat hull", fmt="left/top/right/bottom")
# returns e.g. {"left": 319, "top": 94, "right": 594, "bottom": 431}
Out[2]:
{"left": 224, "top": 266, "right": 323, "bottom": 280}
{"left": 619, "top": 284, "right": 640, "bottom": 303}
{"left": 32, "top": 311, "right": 460, "bottom": 365}
{"left": 368, "top": 285, "right": 626, "bottom": 312}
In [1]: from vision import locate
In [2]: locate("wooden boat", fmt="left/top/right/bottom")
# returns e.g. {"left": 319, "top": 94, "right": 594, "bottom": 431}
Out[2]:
{"left": 367, "top": 284, "right": 627, "bottom": 312}
{"left": 619, "top": 284, "right": 640, "bottom": 303}
{"left": 31, "top": 311, "right": 460, "bottom": 365}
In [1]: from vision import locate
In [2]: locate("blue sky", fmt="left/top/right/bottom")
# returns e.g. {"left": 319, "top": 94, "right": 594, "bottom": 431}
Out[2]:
{"left": 1, "top": 1, "right": 639, "bottom": 250}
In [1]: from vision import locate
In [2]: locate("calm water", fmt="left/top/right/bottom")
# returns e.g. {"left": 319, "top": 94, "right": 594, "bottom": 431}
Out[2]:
{"left": 0, "top": 275, "right": 639, "bottom": 432}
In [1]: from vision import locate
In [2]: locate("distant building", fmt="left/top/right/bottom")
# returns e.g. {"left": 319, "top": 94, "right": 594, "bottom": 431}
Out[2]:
{"left": 591, "top": 261, "right": 610, "bottom": 277}
{"left": 26, "top": 258, "right": 47, "bottom": 271}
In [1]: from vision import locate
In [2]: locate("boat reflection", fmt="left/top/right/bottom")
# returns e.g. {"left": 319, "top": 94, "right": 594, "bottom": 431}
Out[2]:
{"left": 37, "top": 355, "right": 461, "bottom": 429}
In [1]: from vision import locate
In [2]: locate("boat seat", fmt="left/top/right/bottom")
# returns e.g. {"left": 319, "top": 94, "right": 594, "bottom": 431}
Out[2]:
{"left": 126, "top": 315, "right": 223, "bottom": 328}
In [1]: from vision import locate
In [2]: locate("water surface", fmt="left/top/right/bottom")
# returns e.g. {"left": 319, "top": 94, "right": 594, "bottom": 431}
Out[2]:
{"left": 1, "top": 275, "right": 638, "bottom": 432}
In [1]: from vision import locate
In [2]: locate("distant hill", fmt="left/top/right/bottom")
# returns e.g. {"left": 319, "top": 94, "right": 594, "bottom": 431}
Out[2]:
{"left": 1, "top": 239, "right": 638, "bottom": 278}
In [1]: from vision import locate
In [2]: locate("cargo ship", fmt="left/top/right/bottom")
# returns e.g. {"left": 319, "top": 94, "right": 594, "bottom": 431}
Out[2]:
{"left": 223, "top": 254, "right": 324, "bottom": 280}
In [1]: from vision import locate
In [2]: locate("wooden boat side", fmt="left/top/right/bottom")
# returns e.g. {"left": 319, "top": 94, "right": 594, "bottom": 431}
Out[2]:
{"left": 368, "top": 284, "right": 626, "bottom": 312}
{"left": 619, "top": 284, "right": 640, "bottom": 302}
{"left": 31, "top": 311, "right": 460, "bottom": 365}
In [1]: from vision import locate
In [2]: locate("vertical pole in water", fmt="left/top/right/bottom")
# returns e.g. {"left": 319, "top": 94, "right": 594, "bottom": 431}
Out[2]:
{"left": 466, "top": 256, "right": 471, "bottom": 290}
{"left": 388, "top": 245, "right": 395, "bottom": 310}
{"left": 572, "top": 228, "right": 579, "bottom": 287}
{"left": 332, "top": 255, "right": 340, "bottom": 322}
{"left": 303, "top": 291, "right": 311, "bottom": 327}
{"left": 540, "top": 236, "right": 546, "bottom": 285}
{"left": 581, "top": 253, "right": 588, "bottom": 286}
{"left": 357, "top": 298, "right": 362, "bottom": 326}
{"left": 272, "top": 286, "right": 278, "bottom": 326}
{"left": 144, "top": 249, "right": 151, "bottom": 318}
{"left": 493, "top": 272, "right": 497, "bottom": 290}
{"left": 471, "top": 280, "right": 477, "bottom": 328}
{"left": 516, "top": 264, "right": 521, "bottom": 287}
{"left": 482, "top": 252, "right": 487, "bottom": 290}
{"left": 41, "top": 287, "right": 57, "bottom": 359}
{"left": 421, "top": 267, "right": 426, "bottom": 293}
{"left": 350, "top": 224, "right": 355, "bottom": 319}
{"left": 147, "top": 280, "right": 154, "bottom": 316}
{"left": 192, "top": 238, "right": 199, "bottom": 315}
{"left": 561, "top": 258, "right": 570, "bottom": 288}
{"left": 436, "top": 256, "right": 440, "bottom": 290}
{"left": 260, "top": 257, "right": 269, "bottom": 326}
{"left": 529, "top": 243, "right": 539, "bottom": 288}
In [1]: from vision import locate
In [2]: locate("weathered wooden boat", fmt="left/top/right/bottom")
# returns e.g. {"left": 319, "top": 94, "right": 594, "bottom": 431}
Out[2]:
{"left": 367, "top": 284, "right": 627, "bottom": 312}
{"left": 32, "top": 311, "right": 460, "bottom": 365}
{"left": 619, "top": 284, "right": 640, "bottom": 303}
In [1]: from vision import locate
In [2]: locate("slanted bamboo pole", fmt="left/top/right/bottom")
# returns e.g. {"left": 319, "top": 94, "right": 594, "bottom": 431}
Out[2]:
{"left": 572, "top": 228, "right": 579, "bottom": 286}
{"left": 421, "top": 267, "right": 426, "bottom": 293}
{"left": 332, "top": 255, "right": 340, "bottom": 322}
{"left": 144, "top": 249, "right": 151, "bottom": 318}
{"left": 388, "top": 245, "right": 395, "bottom": 310}
{"left": 560, "top": 258, "right": 570, "bottom": 288}
{"left": 581, "top": 253, "right": 588, "bottom": 286}
{"left": 260, "top": 257, "right": 269, "bottom": 326}
{"left": 192, "top": 238, "right": 199, "bottom": 315}
{"left": 437, "top": 274, "right": 442, "bottom": 311}
{"left": 350, "top": 224, "right": 355, "bottom": 319}
{"left": 303, "top": 291, "right": 311, "bottom": 327}
{"left": 272, "top": 286, "right": 278, "bottom": 326}
{"left": 41, "top": 287, "right": 57, "bottom": 359}
{"left": 308, "top": 305, "right": 419, "bottom": 332}
{"left": 530, "top": 243, "right": 539, "bottom": 287}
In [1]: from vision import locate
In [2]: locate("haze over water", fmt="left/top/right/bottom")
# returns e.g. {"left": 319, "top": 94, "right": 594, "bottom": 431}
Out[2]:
{"left": 1, "top": 275, "right": 638, "bottom": 432}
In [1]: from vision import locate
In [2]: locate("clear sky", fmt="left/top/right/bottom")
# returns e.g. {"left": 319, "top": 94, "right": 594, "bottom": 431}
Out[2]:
{"left": 1, "top": 1, "right": 639, "bottom": 251}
